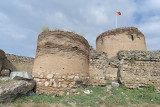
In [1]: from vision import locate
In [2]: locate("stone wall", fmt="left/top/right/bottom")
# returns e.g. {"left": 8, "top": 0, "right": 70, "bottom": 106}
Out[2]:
{"left": 34, "top": 73, "right": 89, "bottom": 95}
{"left": 0, "top": 49, "right": 5, "bottom": 71}
{"left": 88, "top": 46, "right": 108, "bottom": 86}
{"left": 106, "top": 56, "right": 120, "bottom": 82}
{"left": 118, "top": 50, "right": 160, "bottom": 93}
{"left": 2, "top": 54, "right": 34, "bottom": 72}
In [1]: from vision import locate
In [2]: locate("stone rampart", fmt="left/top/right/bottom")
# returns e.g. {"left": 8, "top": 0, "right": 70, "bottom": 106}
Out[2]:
{"left": 3, "top": 54, "right": 34, "bottom": 72}
{"left": 0, "top": 49, "right": 5, "bottom": 71}
{"left": 106, "top": 56, "right": 120, "bottom": 82}
{"left": 118, "top": 50, "right": 160, "bottom": 93}
{"left": 88, "top": 46, "right": 108, "bottom": 86}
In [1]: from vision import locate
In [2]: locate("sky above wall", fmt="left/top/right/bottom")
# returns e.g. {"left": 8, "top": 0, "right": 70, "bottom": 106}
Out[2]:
{"left": 0, "top": 0, "right": 160, "bottom": 57}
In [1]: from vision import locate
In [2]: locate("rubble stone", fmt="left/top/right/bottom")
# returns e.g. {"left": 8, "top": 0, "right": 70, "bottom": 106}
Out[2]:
{"left": 118, "top": 50, "right": 160, "bottom": 93}
{"left": 0, "top": 80, "right": 35, "bottom": 103}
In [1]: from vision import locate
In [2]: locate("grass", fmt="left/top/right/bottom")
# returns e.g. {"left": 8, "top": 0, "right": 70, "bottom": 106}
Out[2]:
{"left": 10, "top": 85, "right": 160, "bottom": 107}
{"left": 0, "top": 80, "right": 2, "bottom": 84}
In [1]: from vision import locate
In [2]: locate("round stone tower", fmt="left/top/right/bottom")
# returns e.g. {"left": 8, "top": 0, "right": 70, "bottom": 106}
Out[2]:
{"left": 32, "top": 30, "right": 90, "bottom": 94}
{"left": 96, "top": 27, "right": 147, "bottom": 58}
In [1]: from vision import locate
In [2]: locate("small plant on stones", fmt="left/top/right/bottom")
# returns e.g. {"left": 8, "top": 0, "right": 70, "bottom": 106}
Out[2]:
{"left": 41, "top": 27, "right": 50, "bottom": 32}
{"left": 129, "top": 55, "right": 135, "bottom": 64}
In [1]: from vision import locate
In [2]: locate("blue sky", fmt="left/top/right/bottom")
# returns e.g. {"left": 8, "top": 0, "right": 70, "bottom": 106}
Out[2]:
{"left": 0, "top": 0, "right": 160, "bottom": 57}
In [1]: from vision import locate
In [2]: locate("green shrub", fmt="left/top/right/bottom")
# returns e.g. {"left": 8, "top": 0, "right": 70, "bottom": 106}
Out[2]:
{"left": 41, "top": 27, "right": 50, "bottom": 32}
{"left": 129, "top": 55, "right": 136, "bottom": 63}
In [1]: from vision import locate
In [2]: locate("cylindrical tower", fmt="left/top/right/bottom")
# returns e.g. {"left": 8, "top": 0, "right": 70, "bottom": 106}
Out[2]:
{"left": 96, "top": 27, "right": 147, "bottom": 58}
{"left": 32, "top": 30, "right": 90, "bottom": 94}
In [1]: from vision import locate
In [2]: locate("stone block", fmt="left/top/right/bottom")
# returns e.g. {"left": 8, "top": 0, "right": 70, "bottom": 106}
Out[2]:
{"left": 0, "top": 80, "right": 35, "bottom": 103}
{"left": 10, "top": 72, "right": 33, "bottom": 80}
{"left": 111, "top": 82, "right": 120, "bottom": 88}
{"left": 45, "top": 81, "right": 49, "bottom": 86}
{"left": 46, "top": 74, "right": 53, "bottom": 79}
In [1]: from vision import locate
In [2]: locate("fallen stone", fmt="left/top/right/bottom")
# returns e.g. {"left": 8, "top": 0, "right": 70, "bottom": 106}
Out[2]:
{"left": 10, "top": 72, "right": 33, "bottom": 80}
{"left": 0, "top": 80, "right": 35, "bottom": 103}
{"left": 1, "top": 69, "right": 11, "bottom": 77}
{"left": 55, "top": 91, "right": 65, "bottom": 97}
{"left": 84, "top": 90, "right": 91, "bottom": 94}
{"left": 69, "top": 88, "right": 78, "bottom": 94}
{"left": 111, "top": 82, "right": 120, "bottom": 88}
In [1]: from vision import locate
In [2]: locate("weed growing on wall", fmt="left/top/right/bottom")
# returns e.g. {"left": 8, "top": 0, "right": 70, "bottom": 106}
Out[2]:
{"left": 41, "top": 27, "right": 50, "bottom": 32}
{"left": 129, "top": 55, "right": 136, "bottom": 64}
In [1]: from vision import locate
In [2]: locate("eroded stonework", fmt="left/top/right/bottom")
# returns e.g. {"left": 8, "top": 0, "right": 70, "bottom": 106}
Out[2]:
{"left": 0, "top": 49, "right": 5, "bottom": 73}
{"left": 118, "top": 50, "right": 160, "bottom": 93}
{"left": 32, "top": 30, "right": 90, "bottom": 94}
{"left": 88, "top": 46, "right": 108, "bottom": 86}
{"left": 3, "top": 54, "right": 34, "bottom": 72}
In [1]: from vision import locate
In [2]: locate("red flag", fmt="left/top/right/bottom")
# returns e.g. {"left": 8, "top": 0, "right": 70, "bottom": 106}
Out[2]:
{"left": 116, "top": 12, "right": 121, "bottom": 16}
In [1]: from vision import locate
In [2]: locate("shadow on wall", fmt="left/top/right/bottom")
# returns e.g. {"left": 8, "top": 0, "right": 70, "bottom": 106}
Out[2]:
{"left": 3, "top": 58, "right": 17, "bottom": 72}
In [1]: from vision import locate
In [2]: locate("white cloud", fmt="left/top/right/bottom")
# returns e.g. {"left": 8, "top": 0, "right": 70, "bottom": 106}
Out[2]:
{"left": 90, "top": 6, "right": 108, "bottom": 24}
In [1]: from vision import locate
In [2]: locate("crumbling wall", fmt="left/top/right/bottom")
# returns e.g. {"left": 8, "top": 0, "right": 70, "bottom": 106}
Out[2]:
{"left": 3, "top": 54, "right": 34, "bottom": 72}
{"left": 32, "top": 30, "right": 90, "bottom": 94}
{"left": 0, "top": 49, "right": 5, "bottom": 71}
{"left": 106, "top": 56, "right": 120, "bottom": 82}
{"left": 118, "top": 50, "right": 160, "bottom": 93}
{"left": 88, "top": 46, "right": 108, "bottom": 86}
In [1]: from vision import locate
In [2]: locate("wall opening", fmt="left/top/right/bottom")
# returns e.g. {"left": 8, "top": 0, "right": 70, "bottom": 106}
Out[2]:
{"left": 131, "top": 35, "right": 134, "bottom": 41}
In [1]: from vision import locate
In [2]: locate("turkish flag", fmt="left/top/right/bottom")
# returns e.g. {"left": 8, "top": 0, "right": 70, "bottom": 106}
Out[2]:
{"left": 116, "top": 12, "right": 121, "bottom": 16}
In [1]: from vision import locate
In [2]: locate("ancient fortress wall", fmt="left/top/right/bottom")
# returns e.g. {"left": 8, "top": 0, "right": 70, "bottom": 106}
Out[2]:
{"left": 96, "top": 27, "right": 147, "bottom": 58}
{"left": 118, "top": 50, "right": 160, "bottom": 93}
{"left": 88, "top": 46, "right": 108, "bottom": 86}
{"left": 0, "top": 49, "right": 5, "bottom": 71}
{"left": 3, "top": 54, "right": 34, "bottom": 72}
{"left": 32, "top": 30, "right": 90, "bottom": 94}
{"left": 96, "top": 27, "right": 147, "bottom": 82}
{"left": 106, "top": 56, "right": 120, "bottom": 82}
{"left": 1, "top": 27, "right": 160, "bottom": 94}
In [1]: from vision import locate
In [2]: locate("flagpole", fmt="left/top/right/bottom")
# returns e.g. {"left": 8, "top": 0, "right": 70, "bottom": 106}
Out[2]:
{"left": 116, "top": 15, "right": 117, "bottom": 28}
